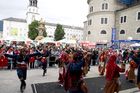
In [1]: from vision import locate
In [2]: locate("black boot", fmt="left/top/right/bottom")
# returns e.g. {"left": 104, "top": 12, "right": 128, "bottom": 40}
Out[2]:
{"left": 20, "top": 82, "right": 24, "bottom": 92}
{"left": 43, "top": 69, "right": 46, "bottom": 76}
{"left": 20, "top": 80, "right": 26, "bottom": 92}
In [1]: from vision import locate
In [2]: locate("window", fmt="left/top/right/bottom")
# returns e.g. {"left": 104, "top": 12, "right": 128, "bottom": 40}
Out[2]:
{"left": 90, "top": 6, "right": 93, "bottom": 12}
{"left": 120, "top": 16, "right": 127, "bottom": 23}
{"left": 30, "top": 1, "right": 32, "bottom": 6}
{"left": 101, "top": 18, "right": 104, "bottom": 24}
{"left": 105, "top": 18, "right": 107, "bottom": 24}
{"left": 137, "top": 12, "right": 140, "bottom": 20}
{"left": 102, "top": 3, "right": 108, "bottom": 10}
{"left": 124, "top": 16, "right": 126, "bottom": 22}
{"left": 101, "top": 30, "right": 107, "bottom": 34}
{"left": 121, "top": 17, "right": 123, "bottom": 23}
{"left": 88, "top": 31, "right": 91, "bottom": 35}
{"left": 102, "top": 3, "right": 104, "bottom": 10}
{"left": 32, "top": 15, "right": 35, "bottom": 21}
{"left": 101, "top": 18, "right": 108, "bottom": 24}
{"left": 88, "top": 19, "right": 92, "bottom": 25}
{"left": 105, "top": 3, "right": 108, "bottom": 9}
{"left": 120, "top": 30, "right": 125, "bottom": 34}
{"left": 137, "top": 28, "right": 140, "bottom": 33}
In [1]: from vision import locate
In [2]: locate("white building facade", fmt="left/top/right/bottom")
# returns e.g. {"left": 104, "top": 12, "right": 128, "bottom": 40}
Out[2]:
{"left": 0, "top": 0, "right": 84, "bottom": 42}
{"left": 46, "top": 23, "right": 83, "bottom": 41}
{"left": 2, "top": 18, "right": 27, "bottom": 41}
{"left": 115, "top": 4, "right": 140, "bottom": 40}
{"left": 84, "top": 0, "right": 140, "bottom": 45}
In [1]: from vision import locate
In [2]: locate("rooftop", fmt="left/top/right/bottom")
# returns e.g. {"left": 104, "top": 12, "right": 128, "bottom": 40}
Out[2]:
{"left": 2, "top": 17, "right": 83, "bottom": 30}
{"left": 46, "top": 22, "right": 83, "bottom": 30}
{"left": 3, "top": 17, "right": 26, "bottom": 23}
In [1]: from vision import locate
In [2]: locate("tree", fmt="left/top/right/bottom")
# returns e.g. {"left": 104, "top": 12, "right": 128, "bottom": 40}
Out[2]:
{"left": 54, "top": 24, "right": 65, "bottom": 41}
{"left": 43, "top": 30, "right": 47, "bottom": 37}
{"left": 28, "top": 20, "right": 39, "bottom": 40}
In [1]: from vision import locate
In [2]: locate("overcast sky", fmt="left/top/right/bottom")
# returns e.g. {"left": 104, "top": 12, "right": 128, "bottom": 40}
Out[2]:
{"left": 0, "top": 0, "right": 88, "bottom": 27}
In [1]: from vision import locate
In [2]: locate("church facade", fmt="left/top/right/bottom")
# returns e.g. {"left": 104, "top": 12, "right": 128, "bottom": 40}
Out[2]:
{"left": 84, "top": 0, "right": 140, "bottom": 45}
{"left": 0, "top": 0, "right": 84, "bottom": 42}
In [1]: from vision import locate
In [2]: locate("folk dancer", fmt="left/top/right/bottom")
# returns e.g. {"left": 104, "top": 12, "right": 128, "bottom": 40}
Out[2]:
{"left": 104, "top": 55, "right": 125, "bottom": 93}
{"left": 64, "top": 52, "right": 88, "bottom": 93}
{"left": 4, "top": 48, "right": 41, "bottom": 92}
{"left": 83, "top": 52, "right": 91, "bottom": 76}
{"left": 132, "top": 50, "right": 140, "bottom": 89}
{"left": 58, "top": 51, "right": 69, "bottom": 86}
{"left": 98, "top": 51, "right": 106, "bottom": 75}
{"left": 125, "top": 60, "right": 137, "bottom": 83}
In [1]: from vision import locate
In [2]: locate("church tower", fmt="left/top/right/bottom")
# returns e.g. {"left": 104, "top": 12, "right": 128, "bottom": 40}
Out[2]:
{"left": 26, "top": 0, "right": 40, "bottom": 24}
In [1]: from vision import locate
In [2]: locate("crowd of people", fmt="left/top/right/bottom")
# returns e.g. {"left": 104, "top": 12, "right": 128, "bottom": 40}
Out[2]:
{"left": 0, "top": 42, "right": 140, "bottom": 93}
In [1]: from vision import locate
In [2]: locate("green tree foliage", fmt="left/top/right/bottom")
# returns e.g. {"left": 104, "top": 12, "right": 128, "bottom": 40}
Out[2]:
{"left": 54, "top": 24, "right": 65, "bottom": 41}
{"left": 43, "top": 28, "right": 47, "bottom": 37}
{"left": 28, "top": 20, "right": 39, "bottom": 40}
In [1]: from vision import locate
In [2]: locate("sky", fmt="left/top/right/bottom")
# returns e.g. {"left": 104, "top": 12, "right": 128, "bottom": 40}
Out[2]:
{"left": 0, "top": 0, "right": 88, "bottom": 27}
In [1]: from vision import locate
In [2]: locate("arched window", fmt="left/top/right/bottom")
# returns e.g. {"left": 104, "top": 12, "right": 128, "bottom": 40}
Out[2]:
{"left": 88, "top": 31, "right": 91, "bottom": 35}
{"left": 137, "top": 28, "right": 140, "bottom": 33}
{"left": 120, "top": 30, "right": 125, "bottom": 34}
{"left": 100, "top": 30, "right": 107, "bottom": 34}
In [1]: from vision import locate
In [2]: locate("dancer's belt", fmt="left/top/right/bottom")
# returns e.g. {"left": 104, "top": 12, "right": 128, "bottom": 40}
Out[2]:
{"left": 17, "top": 62, "right": 27, "bottom": 69}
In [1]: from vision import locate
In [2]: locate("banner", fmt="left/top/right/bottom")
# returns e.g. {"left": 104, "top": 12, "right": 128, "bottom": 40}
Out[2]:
{"left": 10, "top": 28, "right": 18, "bottom": 36}
{"left": 111, "top": 28, "right": 116, "bottom": 43}
{"left": 118, "top": 0, "right": 134, "bottom": 5}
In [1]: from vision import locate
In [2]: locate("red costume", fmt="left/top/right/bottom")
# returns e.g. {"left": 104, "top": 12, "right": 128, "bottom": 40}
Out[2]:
{"left": 0, "top": 55, "right": 8, "bottom": 67}
{"left": 58, "top": 66, "right": 65, "bottom": 86}
{"left": 104, "top": 55, "right": 125, "bottom": 93}
{"left": 29, "top": 57, "right": 35, "bottom": 63}
{"left": 98, "top": 51, "right": 106, "bottom": 75}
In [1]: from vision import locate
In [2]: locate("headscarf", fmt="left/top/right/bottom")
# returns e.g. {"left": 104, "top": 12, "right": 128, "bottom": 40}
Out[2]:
{"left": 99, "top": 51, "right": 106, "bottom": 62}
{"left": 106, "top": 55, "right": 117, "bottom": 81}
{"left": 73, "top": 51, "right": 83, "bottom": 62}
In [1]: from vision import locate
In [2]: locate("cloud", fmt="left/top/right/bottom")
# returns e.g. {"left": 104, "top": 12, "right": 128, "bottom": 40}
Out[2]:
{"left": 0, "top": 0, "right": 88, "bottom": 27}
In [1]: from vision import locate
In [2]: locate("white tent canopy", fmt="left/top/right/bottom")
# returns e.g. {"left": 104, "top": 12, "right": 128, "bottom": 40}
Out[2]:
{"left": 57, "top": 39, "right": 76, "bottom": 44}
{"left": 40, "top": 37, "right": 54, "bottom": 43}
{"left": 130, "top": 43, "right": 140, "bottom": 47}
